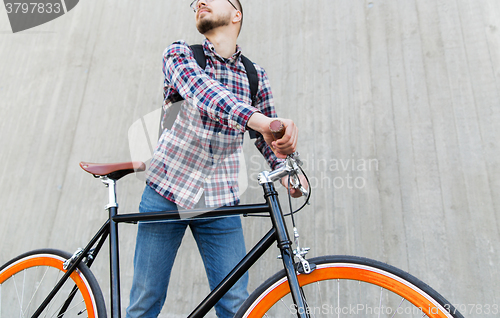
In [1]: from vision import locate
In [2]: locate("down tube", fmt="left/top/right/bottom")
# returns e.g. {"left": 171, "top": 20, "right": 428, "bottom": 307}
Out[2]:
{"left": 188, "top": 228, "right": 277, "bottom": 318}
{"left": 262, "top": 182, "right": 310, "bottom": 318}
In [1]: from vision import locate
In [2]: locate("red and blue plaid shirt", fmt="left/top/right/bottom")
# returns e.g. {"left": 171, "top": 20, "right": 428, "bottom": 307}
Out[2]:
{"left": 146, "top": 39, "right": 283, "bottom": 209}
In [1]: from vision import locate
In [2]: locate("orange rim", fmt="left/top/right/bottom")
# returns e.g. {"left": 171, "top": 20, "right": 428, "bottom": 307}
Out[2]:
{"left": 0, "top": 255, "right": 96, "bottom": 318}
{"left": 246, "top": 264, "right": 451, "bottom": 318}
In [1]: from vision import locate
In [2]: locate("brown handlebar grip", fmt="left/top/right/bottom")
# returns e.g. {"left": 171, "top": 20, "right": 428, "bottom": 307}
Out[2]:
{"left": 269, "top": 120, "right": 285, "bottom": 140}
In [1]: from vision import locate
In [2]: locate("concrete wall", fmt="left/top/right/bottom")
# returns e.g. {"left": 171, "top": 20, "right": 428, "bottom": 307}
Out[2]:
{"left": 1, "top": 0, "right": 499, "bottom": 317}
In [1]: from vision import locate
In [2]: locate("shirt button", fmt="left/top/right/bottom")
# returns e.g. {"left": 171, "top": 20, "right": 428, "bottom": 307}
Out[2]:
{"left": 235, "top": 124, "right": 241, "bottom": 130}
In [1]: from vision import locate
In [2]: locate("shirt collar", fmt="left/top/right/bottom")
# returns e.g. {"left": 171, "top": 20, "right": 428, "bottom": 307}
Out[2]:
{"left": 202, "top": 38, "right": 242, "bottom": 63}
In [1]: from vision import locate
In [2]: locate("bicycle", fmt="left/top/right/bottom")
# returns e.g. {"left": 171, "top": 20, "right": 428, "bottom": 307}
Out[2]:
{"left": 0, "top": 141, "right": 464, "bottom": 317}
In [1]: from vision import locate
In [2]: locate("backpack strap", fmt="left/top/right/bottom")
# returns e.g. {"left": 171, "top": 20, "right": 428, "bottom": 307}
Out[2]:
{"left": 190, "top": 44, "right": 206, "bottom": 69}
{"left": 240, "top": 55, "right": 259, "bottom": 105}
{"left": 240, "top": 55, "right": 261, "bottom": 139}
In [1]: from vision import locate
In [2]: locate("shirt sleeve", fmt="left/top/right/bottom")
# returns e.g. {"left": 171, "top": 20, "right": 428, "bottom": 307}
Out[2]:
{"left": 163, "top": 40, "right": 258, "bottom": 133}
{"left": 252, "top": 64, "right": 285, "bottom": 170}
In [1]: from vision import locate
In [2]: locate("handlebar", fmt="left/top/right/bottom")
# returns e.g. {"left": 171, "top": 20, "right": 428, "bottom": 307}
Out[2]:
{"left": 269, "top": 119, "right": 286, "bottom": 140}
{"left": 259, "top": 120, "right": 309, "bottom": 198}
{"left": 258, "top": 153, "right": 307, "bottom": 191}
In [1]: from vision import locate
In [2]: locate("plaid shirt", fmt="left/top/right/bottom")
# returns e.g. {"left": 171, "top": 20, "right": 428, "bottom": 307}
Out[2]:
{"left": 146, "top": 39, "right": 282, "bottom": 209}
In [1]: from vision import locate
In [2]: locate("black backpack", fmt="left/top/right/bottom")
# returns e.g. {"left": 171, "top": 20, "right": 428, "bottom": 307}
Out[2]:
{"left": 159, "top": 44, "right": 261, "bottom": 139}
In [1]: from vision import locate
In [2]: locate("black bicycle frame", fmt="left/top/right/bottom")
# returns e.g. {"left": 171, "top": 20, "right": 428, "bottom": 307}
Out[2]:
{"left": 31, "top": 181, "right": 310, "bottom": 318}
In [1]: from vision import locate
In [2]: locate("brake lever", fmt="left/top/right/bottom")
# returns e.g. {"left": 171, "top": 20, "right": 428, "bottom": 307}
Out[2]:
{"left": 286, "top": 153, "right": 310, "bottom": 202}
{"left": 299, "top": 185, "right": 309, "bottom": 198}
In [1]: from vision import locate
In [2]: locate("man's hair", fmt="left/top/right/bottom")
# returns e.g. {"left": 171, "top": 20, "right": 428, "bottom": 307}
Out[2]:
{"left": 233, "top": 0, "right": 243, "bottom": 33}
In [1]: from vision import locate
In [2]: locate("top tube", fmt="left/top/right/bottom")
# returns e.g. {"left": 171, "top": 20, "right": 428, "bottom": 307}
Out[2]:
{"left": 112, "top": 203, "right": 271, "bottom": 224}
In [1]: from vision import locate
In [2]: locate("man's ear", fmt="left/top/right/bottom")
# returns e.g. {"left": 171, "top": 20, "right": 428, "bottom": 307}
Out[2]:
{"left": 232, "top": 11, "right": 242, "bottom": 23}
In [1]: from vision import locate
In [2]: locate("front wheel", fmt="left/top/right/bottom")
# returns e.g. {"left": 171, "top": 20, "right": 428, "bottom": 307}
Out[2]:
{"left": 0, "top": 248, "right": 106, "bottom": 318}
{"left": 236, "top": 255, "right": 464, "bottom": 318}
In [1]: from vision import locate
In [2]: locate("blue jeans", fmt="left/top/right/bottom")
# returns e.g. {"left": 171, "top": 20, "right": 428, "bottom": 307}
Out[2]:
{"left": 126, "top": 185, "right": 248, "bottom": 318}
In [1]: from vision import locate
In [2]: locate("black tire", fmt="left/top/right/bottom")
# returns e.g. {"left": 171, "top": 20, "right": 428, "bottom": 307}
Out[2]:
{"left": 0, "top": 248, "right": 107, "bottom": 318}
{"left": 235, "top": 255, "right": 464, "bottom": 318}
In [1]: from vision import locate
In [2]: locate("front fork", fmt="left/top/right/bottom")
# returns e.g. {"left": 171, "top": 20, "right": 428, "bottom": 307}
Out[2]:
{"left": 261, "top": 182, "right": 312, "bottom": 318}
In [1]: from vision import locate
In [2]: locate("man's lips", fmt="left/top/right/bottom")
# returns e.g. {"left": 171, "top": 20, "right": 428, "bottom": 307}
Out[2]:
{"left": 197, "top": 7, "right": 210, "bottom": 17}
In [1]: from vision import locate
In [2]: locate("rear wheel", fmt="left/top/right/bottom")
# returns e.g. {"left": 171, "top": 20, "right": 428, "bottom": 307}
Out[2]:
{"left": 0, "top": 248, "right": 106, "bottom": 318}
{"left": 236, "top": 255, "right": 464, "bottom": 318}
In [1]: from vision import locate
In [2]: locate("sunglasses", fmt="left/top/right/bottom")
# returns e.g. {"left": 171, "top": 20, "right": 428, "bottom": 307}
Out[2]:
{"left": 190, "top": 0, "right": 238, "bottom": 13}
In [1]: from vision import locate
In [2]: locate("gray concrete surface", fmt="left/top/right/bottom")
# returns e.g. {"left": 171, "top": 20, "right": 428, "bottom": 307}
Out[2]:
{"left": 1, "top": 0, "right": 499, "bottom": 317}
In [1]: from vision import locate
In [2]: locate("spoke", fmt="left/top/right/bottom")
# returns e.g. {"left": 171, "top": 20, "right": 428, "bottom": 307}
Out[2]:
{"left": 24, "top": 266, "right": 51, "bottom": 317}
{"left": 43, "top": 270, "right": 65, "bottom": 318}
{"left": 315, "top": 282, "right": 323, "bottom": 310}
{"left": 12, "top": 272, "right": 26, "bottom": 318}
{"left": 357, "top": 281, "right": 362, "bottom": 316}
{"left": 21, "top": 269, "right": 26, "bottom": 318}
{"left": 50, "top": 285, "right": 82, "bottom": 318}
{"left": 389, "top": 298, "right": 405, "bottom": 318}
{"left": 337, "top": 279, "right": 339, "bottom": 318}
{"left": 53, "top": 298, "right": 85, "bottom": 318}
{"left": 301, "top": 288, "right": 315, "bottom": 318}
{"left": 76, "top": 307, "right": 87, "bottom": 316}
{"left": 279, "top": 298, "right": 293, "bottom": 315}
{"left": 378, "top": 287, "right": 383, "bottom": 318}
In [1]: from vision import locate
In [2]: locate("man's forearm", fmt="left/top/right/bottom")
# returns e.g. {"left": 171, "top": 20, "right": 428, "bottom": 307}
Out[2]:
{"left": 246, "top": 112, "right": 273, "bottom": 134}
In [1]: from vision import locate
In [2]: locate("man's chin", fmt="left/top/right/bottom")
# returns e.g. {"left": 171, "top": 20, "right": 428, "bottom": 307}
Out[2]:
{"left": 196, "top": 26, "right": 209, "bottom": 34}
{"left": 196, "top": 14, "right": 230, "bottom": 35}
{"left": 197, "top": 21, "right": 214, "bottom": 34}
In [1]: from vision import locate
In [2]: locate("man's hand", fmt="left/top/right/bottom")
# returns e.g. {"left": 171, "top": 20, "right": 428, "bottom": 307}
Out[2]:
{"left": 281, "top": 174, "right": 308, "bottom": 198}
{"left": 247, "top": 113, "right": 298, "bottom": 159}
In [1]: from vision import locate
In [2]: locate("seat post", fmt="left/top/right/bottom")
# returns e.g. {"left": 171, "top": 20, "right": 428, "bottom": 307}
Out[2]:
{"left": 101, "top": 177, "right": 118, "bottom": 210}
{"left": 101, "top": 177, "right": 122, "bottom": 318}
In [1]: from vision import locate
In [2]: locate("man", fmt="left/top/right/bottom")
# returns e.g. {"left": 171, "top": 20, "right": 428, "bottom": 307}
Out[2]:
{"left": 126, "top": 0, "right": 301, "bottom": 317}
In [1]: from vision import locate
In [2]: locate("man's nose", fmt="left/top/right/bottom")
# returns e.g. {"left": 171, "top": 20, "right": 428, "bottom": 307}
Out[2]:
{"left": 197, "top": 0, "right": 207, "bottom": 9}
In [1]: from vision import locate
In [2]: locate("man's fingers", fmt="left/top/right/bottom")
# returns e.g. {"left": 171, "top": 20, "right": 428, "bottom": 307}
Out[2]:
{"left": 265, "top": 118, "right": 298, "bottom": 159}
{"left": 274, "top": 121, "right": 298, "bottom": 155}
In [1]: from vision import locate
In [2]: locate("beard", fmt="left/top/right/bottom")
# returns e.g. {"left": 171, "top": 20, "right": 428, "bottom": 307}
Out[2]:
{"left": 196, "top": 11, "right": 231, "bottom": 34}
